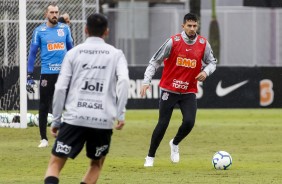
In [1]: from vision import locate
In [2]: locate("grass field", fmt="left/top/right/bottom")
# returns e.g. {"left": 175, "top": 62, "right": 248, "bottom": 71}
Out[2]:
{"left": 0, "top": 109, "right": 281, "bottom": 184}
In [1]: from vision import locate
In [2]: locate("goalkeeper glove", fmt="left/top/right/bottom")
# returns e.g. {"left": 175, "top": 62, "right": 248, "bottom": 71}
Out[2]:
{"left": 26, "top": 73, "right": 35, "bottom": 93}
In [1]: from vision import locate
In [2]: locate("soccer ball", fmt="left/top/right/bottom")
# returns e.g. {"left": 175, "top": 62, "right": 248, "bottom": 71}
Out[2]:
{"left": 34, "top": 114, "right": 39, "bottom": 127}
{"left": 33, "top": 113, "right": 53, "bottom": 127}
{"left": 212, "top": 151, "right": 232, "bottom": 170}
{"left": 12, "top": 114, "right": 20, "bottom": 123}
{"left": 47, "top": 113, "right": 53, "bottom": 126}
{"left": 0, "top": 113, "right": 9, "bottom": 127}
{"left": 27, "top": 113, "right": 35, "bottom": 127}
{"left": 11, "top": 114, "right": 21, "bottom": 128}
{"left": 7, "top": 113, "right": 14, "bottom": 123}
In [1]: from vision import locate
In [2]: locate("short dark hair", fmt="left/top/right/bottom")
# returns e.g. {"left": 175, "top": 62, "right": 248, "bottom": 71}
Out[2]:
{"left": 46, "top": 2, "right": 58, "bottom": 12}
{"left": 58, "top": 17, "right": 66, "bottom": 23}
{"left": 183, "top": 13, "right": 198, "bottom": 24}
{"left": 87, "top": 13, "right": 108, "bottom": 37}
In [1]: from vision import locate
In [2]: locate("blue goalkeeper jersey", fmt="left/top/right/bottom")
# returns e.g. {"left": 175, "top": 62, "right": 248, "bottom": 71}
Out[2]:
{"left": 29, "top": 22, "right": 73, "bottom": 74}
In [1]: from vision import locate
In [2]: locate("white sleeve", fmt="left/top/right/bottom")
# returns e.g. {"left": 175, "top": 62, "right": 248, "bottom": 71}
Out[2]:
{"left": 203, "top": 41, "right": 217, "bottom": 76}
{"left": 115, "top": 50, "right": 130, "bottom": 121}
{"left": 52, "top": 52, "right": 73, "bottom": 125}
{"left": 143, "top": 38, "right": 172, "bottom": 84}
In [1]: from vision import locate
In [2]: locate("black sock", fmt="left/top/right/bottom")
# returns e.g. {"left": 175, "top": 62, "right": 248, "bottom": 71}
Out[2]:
{"left": 44, "top": 176, "right": 59, "bottom": 184}
{"left": 80, "top": 182, "right": 87, "bottom": 184}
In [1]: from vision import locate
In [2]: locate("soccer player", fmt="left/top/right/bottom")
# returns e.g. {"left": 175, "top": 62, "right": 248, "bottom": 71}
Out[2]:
{"left": 26, "top": 3, "right": 73, "bottom": 148}
{"left": 44, "top": 13, "right": 129, "bottom": 184}
{"left": 141, "top": 13, "right": 217, "bottom": 167}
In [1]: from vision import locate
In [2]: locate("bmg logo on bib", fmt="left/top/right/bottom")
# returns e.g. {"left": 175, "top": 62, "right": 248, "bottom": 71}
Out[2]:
{"left": 47, "top": 42, "right": 65, "bottom": 51}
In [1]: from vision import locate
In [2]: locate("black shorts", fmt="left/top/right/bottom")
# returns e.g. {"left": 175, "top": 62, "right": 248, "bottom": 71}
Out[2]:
{"left": 52, "top": 123, "right": 113, "bottom": 160}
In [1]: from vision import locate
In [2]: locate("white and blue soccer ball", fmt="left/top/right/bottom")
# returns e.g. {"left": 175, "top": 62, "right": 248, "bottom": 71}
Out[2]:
{"left": 47, "top": 113, "right": 53, "bottom": 126}
{"left": 9, "top": 114, "right": 15, "bottom": 123}
{"left": 10, "top": 113, "right": 20, "bottom": 128}
{"left": 0, "top": 113, "right": 9, "bottom": 127}
{"left": 27, "top": 113, "right": 35, "bottom": 127}
{"left": 33, "top": 113, "right": 53, "bottom": 127}
{"left": 212, "top": 151, "right": 232, "bottom": 170}
{"left": 34, "top": 114, "right": 39, "bottom": 127}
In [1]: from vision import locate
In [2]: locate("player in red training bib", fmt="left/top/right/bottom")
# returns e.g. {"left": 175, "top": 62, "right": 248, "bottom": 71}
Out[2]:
{"left": 141, "top": 13, "right": 217, "bottom": 167}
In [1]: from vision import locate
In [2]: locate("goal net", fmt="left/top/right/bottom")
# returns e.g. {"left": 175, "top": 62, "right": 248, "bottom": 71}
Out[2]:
{"left": 0, "top": 0, "right": 99, "bottom": 128}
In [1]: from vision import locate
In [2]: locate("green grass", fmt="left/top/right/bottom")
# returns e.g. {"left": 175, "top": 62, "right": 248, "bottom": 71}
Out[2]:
{"left": 0, "top": 109, "right": 282, "bottom": 184}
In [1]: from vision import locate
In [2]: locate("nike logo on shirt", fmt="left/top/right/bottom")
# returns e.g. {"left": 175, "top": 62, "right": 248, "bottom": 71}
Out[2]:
{"left": 216, "top": 80, "right": 249, "bottom": 97}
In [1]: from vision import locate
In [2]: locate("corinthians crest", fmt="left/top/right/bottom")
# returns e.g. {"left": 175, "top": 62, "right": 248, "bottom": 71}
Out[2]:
{"left": 57, "top": 29, "right": 64, "bottom": 37}
{"left": 199, "top": 38, "right": 205, "bottom": 44}
{"left": 174, "top": 36, "right": 180, "bottom": 41}
{"left": 41, "top": 79, "right": 48, "bottom": 87}
{"left": 162, "top": 92, "right": 169, "bottom": 101}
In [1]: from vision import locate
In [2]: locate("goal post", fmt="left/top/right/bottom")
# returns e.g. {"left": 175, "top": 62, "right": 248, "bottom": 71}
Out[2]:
{"left": 19, "top": 0, "right": 27, "bottom": 128}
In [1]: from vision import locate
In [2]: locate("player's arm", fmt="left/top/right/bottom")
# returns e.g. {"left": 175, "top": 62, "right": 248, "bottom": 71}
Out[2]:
{"left": 115, "top": 50, "right": 130, "bottom": 130}
{"left": 65, "top": 25, "right": 74, "bottom": 50}
{"left": 26, "top": 29, "right": 40, "bottom": 93}
{"left": 66, "top": 41, "right": 73, "bottom": 51}
{"left": 140, "top": 38, "right": 172, "bottom": 97}
{"left": 27, "top": 44, "right": 39, "bottom": 73}
{"left": 27, "top": 29, "right": 40, "bottom": 74}
{"left": 26, "top": 44, "right": 39, "bottom": 93}
{"left": 202, "top": 41, "right": 217, "bottom": 76}
{"left": 196, "top": 41, "right": 217, "bottom": 82}
{"left": 51, "top": 52, "right": 72, "bottom": 136}
{"left": 27, "top": 28, "right": 41, "bottom": 70}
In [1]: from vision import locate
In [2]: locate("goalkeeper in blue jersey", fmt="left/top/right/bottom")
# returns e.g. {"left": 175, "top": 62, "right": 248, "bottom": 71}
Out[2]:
{"left": 27, "top": 2, "right": 73, "bottom": 148}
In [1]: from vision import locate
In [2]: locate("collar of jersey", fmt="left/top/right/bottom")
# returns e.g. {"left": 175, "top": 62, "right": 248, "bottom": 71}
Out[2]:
{"left": 85, "top": 37, "right": 105, "bottom": 43}
{"left": 44, "top": 23, "right": 59, "bottom": 29}
{"left": 181, "top": 31, "right": 198, "bottom": 45}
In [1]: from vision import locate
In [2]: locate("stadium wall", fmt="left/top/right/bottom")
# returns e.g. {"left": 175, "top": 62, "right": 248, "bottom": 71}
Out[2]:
{"left": 0, "top": 66, "right": 275, "bottom": 109}
{"left": 125, "top": 66, "right": 282, "bottom": 109}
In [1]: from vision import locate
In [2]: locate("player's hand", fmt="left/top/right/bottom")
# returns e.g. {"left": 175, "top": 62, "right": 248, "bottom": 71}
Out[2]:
{"left": 195, "top": 71, "right": 207, "bottom": 82}
{"left": 140, "top": 84, "right": 150, "bottom": 98}
{"left": 26, "top": 73, "right": 36, "bottom": 93}
{"left": 115, "top": 120, "right": 125, "bottom": 130}
{"left": 50, "top": 126, "right": 59, "bottom": 138}
{"left": 50, "top": 122, "right": 61, "bottom": 137}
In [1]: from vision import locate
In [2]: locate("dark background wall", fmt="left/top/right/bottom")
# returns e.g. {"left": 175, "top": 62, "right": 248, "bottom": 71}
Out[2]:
{"left": 19, "top": 66, "right": 282, "bottom": 110}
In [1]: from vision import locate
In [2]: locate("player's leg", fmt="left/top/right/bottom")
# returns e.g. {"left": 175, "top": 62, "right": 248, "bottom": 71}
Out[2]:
{"left": 48, "top": 74, "right": 58, "bottom": 114}
{"left": 44, "top": 154, "right": 67, "bottom": 184}
{"left": 38, "top": 75, "right": 51, "bottom": 147}
{"left": 169, "top": 93, "right": 197, "bottom": 163}
{"left": 83, "top": 128, "right": 112, "bottom": 183}
{"left": 147, "top": 91, "right": 179, "bottom": 157}
{"left": 38, "top": 74, "right": 59, "bottom": 147}
{"left": 45, "top": 123, "right": 86, "bottom": 183}
{"left": 82, "top": 157, "right": 106, "bottom": 184}
{"left": 173, "top": 93, "right": 197, "bottom": 144}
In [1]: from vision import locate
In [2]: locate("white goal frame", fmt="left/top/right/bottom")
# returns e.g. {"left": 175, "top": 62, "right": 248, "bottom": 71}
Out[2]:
{"left": 19, "top": 0, "right": 27, "bottom": 128}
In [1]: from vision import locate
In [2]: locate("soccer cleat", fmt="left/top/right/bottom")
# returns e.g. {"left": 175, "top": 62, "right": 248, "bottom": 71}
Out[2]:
{"left": 144, "top": 156, "right": 154, "bottom": 167}
{"left": 169, "top": 139, "right": 179, "bottom": 163}
{"left": 38, "top": 139, "right": 48, "bottom": 148}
